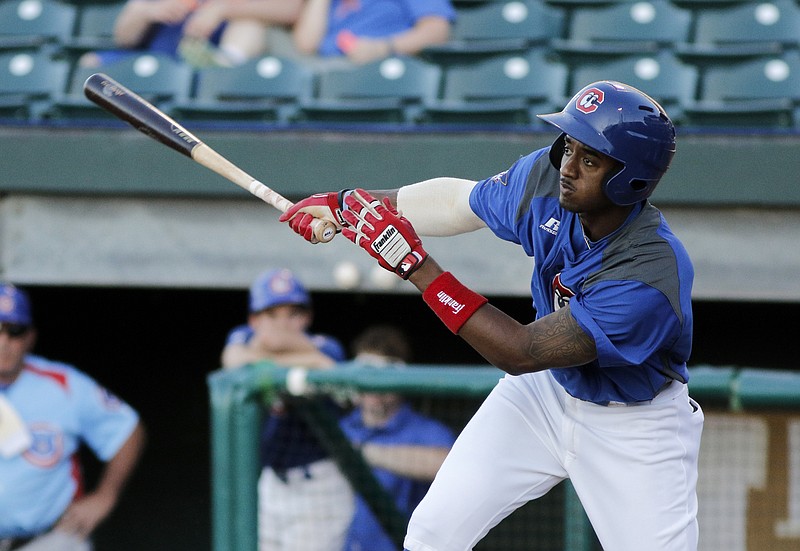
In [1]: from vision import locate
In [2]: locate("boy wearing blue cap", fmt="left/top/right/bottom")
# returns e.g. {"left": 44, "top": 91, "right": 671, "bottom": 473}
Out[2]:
{"left": 0, "top": 283, "right": 145, "bottom": 551}
{"left": 221, "top": 269, "right": 353, "bottom": 551}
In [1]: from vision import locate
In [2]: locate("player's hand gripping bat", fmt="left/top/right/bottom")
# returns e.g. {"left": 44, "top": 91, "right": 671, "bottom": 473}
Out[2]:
{"left": 83, "top": 73, "right": 337, "bottom": 243}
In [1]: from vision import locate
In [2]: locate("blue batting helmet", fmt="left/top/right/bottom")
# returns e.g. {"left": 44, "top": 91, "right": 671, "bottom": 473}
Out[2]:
{"left": 0, "top": 283, "right": 32, "bottom": 325}
{"left": 538, "top": 80, "right": 676, "bottom": 206}
{"left": 249, "top": 269, "right": 310, "bottom": 313}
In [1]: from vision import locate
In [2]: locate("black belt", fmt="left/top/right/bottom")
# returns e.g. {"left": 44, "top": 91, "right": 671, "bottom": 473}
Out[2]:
{"left": 0, "top": 535, "right": 36, "bottom": 551}
{"left": 272, "top": 464, "right": 313, "bottom": 484}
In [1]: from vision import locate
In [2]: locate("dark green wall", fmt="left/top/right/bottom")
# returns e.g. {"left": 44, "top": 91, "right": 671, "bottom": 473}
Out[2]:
{"left": 3, "top": 126, "right": 799, "bottom": 206}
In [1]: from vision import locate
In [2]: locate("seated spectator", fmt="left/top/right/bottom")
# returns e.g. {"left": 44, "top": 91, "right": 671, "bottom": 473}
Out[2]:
{"left": 340, "top": 325, "right": 456, "bottom": 551}
{"left": 80, "top": 0, "right": 304, "bottom": 68}
{"left": 292, "top": 0, "right": 455, "bottom": 66}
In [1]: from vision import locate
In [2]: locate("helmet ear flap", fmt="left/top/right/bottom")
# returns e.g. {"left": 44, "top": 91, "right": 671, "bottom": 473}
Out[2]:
{"left": 548, "top": 133, "right": 566, "bottom": 170}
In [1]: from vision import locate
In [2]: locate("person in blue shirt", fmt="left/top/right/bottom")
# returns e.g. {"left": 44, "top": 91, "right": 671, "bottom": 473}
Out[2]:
{"left": 292, "top": 0, "right": 455, "bottom": 65}
{"left": 80, "top": 0, "right": 304, "bottom": 68}
{"left": 0, "top": 283, "right": 145, "bottom": 551}
{"left": 221, "top": 268, "right": 353, "bottom": 551}
{"left": 281, "top": 81, "right": 705, "bottom": 551}
{"left": 339, "top": 326, "right": 454, "bottom": 551}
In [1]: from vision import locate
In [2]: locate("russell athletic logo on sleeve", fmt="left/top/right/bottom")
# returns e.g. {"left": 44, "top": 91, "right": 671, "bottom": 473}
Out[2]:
{"left": 576, "top": 88, "right": 604, "bottom": 114}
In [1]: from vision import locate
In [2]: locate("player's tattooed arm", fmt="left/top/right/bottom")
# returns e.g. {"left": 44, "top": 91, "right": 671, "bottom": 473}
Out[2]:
{"left": 454, "top": 302, "right": 597, "bottom": 375}
{"left": 524, "top": 306, "right": 597, "bottom": 370}
{"left": 410, "top": 258, "right": 596, "bottom": 375}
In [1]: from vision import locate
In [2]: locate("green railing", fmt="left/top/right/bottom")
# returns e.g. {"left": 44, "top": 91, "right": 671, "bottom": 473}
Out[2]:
{"left": 208, "top": 363, "right": 800, "bottom": 551}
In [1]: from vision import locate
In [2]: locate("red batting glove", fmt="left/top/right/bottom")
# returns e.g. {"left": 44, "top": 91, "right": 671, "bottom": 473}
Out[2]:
{"left": 279, "top": 192, "right": 347, "bottom": 243}
{"left": 341, "top": 189, "right": 427, "bottom": 280}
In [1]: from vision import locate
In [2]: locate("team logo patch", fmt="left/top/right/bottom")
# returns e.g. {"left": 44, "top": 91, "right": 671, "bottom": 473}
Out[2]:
{"left": 23, "top": 423, "right": 63, "bottom": 468}
{"left": 489, "top": 170, "right": 509, "bottom": 186}
{"left": 575, "top": 88, "right": 604, "bottom": 114}
{"left": 552, "top": 273, "right": 575, "bottom": 311}
{"left": 270, "top": 273, "right": 293, "bottom": 294}
{"left": 0, "top": 295, "right": 14, "bottom": 314}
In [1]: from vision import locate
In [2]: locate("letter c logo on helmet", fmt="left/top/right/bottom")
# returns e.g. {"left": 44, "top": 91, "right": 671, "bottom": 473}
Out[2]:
{"left": 537, "top": 81, "right": 676, "bottom": 206}
{"left": 575, "top": 88, "right": 604, "bottom": 114}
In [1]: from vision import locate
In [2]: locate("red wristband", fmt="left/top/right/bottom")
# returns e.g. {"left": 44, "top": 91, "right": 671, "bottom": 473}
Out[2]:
{"left": 422, "top": 272, "right": 488, "bottom": 334}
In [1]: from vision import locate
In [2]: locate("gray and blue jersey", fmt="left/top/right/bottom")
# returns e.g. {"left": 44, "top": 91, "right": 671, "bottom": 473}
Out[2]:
{"left": 469, "top": 147, "right": 694, "bottom": 404}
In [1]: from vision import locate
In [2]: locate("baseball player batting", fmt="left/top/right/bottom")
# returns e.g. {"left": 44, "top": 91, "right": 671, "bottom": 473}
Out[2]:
{"left": 281, "top": 81, "right": 704, "bottom": 551}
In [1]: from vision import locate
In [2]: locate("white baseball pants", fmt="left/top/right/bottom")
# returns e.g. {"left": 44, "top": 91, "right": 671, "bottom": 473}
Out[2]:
{"left": 404, "top": 370, "right": 704, "bottom": 551}
{"left": 259, "top": 458, "right": 355, "bottom": 551}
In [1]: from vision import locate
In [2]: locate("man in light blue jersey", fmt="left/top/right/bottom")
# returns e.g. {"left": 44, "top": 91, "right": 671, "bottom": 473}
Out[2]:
{"left": 0, "top": 284, "right": 145, "bottom": 551}
{"left": 282, "top": 81, "right": 705, "bottom": 551}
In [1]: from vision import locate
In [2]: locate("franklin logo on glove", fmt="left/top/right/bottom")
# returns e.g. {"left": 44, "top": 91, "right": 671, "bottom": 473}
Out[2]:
{"left": 340, "top": 190, "right": 428, "bottom": 280}
{"left": 371, "top": 225, "right": 399, "bottom": 253}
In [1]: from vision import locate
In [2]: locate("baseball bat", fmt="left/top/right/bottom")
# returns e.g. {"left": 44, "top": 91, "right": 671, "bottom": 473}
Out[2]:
{"left": 82, "top": 73, "right": 336, "bottom": 243}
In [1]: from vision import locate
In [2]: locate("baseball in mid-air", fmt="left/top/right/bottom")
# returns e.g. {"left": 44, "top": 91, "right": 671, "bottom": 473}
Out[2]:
{"left": 370, "top": 264, "right": 398, "bottom": 290}
{"left": 333, "top": 261, "right": 361, "bottom": 289}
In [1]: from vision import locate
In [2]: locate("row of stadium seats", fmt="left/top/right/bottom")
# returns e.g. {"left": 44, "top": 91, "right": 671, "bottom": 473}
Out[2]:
{"left": 3, "top": 0, "right": 800, "bottom": 63}
{"left": 2, "top": 0, "right": 800, "bottom": 129}
{"left": 426, "top": 0, "right": 800, "bottom": 67}
{"left": 3, "top": 48, "right": 800, "bottom": 129}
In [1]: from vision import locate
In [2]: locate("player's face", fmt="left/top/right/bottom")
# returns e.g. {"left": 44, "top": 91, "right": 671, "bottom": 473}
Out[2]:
{"left": 358, "top": 391, "right": 403, "bottom": 427}
{"left": 558, "top": 136, "right": 621, "bottom": 214}
{"left": 249, "top": 304, "right": 311, "bottom": 335}
{"left": 0, "top": 324, "right": 34, "bottom": 384}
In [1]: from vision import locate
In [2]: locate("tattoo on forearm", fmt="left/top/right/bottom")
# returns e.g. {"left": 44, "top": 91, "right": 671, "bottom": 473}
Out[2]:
{"left": 527, "top": 307, "right": 596, "bottom": 368}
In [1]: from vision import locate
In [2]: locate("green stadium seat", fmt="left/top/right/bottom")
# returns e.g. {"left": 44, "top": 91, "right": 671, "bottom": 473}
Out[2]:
{"left": 671, "top": 0, "right": 753, "bottom": 7}
{"left": 675, "top": 0, "right": 800, "bottom": 62}
{"left": 297, "top": 56, "right": 442, "bottom": 124}
{"left": 552, "top": 0, "right": 692, "bottom": 58}
{"left": 48, "top": 53, "right": 194, "bottom": 120}
{"left": 0, "top": 0, "right": 78, "bottom": 52}
{"left": 568, "top": 52, "right": 699, "bottom": 125}
{"left": 422, "top": 1, "right": 565, "bottom": 65}
{"left": 0, "top": 50, "right": 69, "bottom": 120}
{"left": 682, "top": 52, "right": 800, "bottom": 128}
{"left": 544, "top": 0, "right": 628, "bottom": 6}
{"left": 61, "top": 2, "right": 124, "bottom": 55}
{"left": 171, "top": 56, "right": 315, "bottom": 124}
{"left": 421, "top": 50, "right": 568, "bottom": 126}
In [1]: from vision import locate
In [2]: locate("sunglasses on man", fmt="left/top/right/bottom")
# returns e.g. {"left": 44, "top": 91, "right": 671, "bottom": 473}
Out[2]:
{"left": 0, "top": 323, "right": 30, "bottom": 338}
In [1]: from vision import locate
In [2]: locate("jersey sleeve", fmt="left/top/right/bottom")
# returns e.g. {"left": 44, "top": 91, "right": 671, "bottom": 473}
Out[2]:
{"left": 569, "top": 281, "right": 681, "bottom": 368}
{"left": 406, "top": 0, "right": 456, "bottom": 20}
{"left": 468, "top": 149, "right": 548, "bottom": 249}
{"left": 224, "top": 324, "right": 253, "bottom": 347}
{"left": 311, "top": 334, "right": 347, "bottom": 362}
{"left": 412, "top": 418, "right": 456, "bottom": 447}
{"left": 71, "top": 369, "right": 139, "bottom": 461}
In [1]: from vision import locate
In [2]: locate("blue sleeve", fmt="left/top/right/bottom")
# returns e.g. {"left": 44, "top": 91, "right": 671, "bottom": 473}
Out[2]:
{"left": 224, "top": 324, "right": 253, "bottom": 346}
{"left": 569, "top": 281, "right": 681, "bottom": 367}
{"left": 405, "top": 0, "right": 456, "bottom": 21}
{"left": 412, "top": 419, "right": 456, "bottom": 447}
{"left": 311, "top": 334, "right": 347, "bottom": 362}
{"left": 469, "top": 149, "right": 548, "bottom": 252}
{"left": 73, "top": 369, "right": 139, "bottom": 461}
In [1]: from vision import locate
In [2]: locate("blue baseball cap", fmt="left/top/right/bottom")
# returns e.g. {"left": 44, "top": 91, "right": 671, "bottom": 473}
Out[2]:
{"left": 249, "top": 269, "right": 310, "bottom": 313}
{"left": 0, "top": 283, "right": 32, "bottom": 325}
